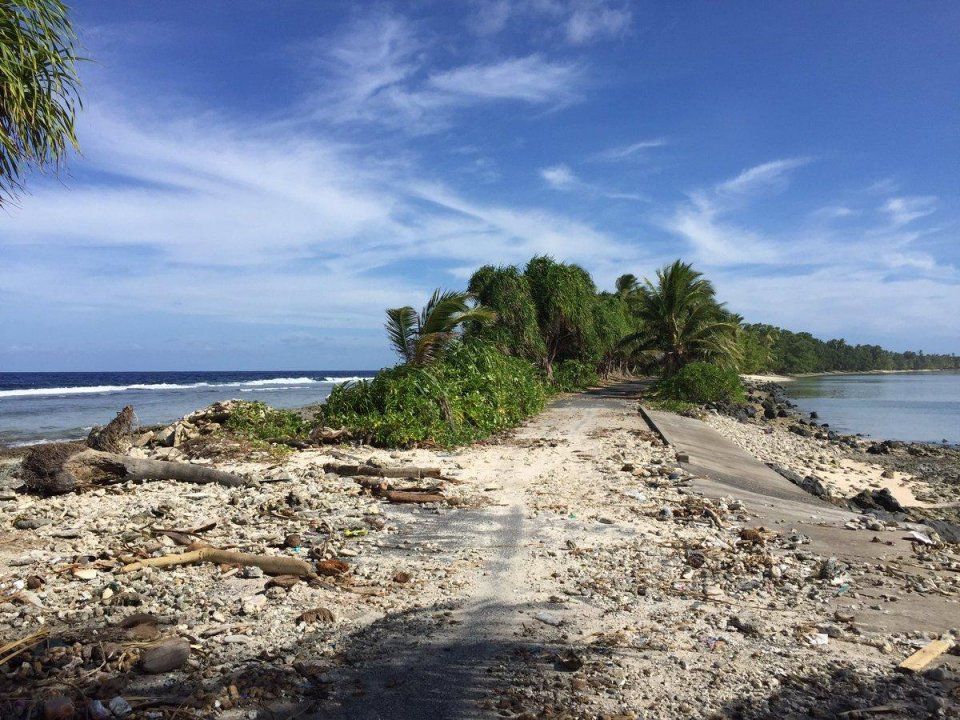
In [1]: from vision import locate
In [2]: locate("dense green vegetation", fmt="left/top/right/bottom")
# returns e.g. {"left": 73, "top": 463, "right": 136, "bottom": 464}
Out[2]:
{"left": 0, "top": 0, "right": 82, "bottom": 204}
{"left": 655, "top": 362, "right": 746, "bottom": 405}
{"left": 322, "top": 341, "right": 546, "bottom": 447}
{"left": 273, "top": 254, "right": 955, "bottom": 447}
{"left": 224, "top": 401, "right": 309, "bottom": 441}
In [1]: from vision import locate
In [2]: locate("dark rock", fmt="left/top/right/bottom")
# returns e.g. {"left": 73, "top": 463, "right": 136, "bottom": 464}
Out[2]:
{"left": 850, "top": 488, "right": 904, "bottom": 513}
{"left": 728, "top": 613, "right": 765, "bottom": 637}
{"left": 767, "top": 464, "right": 829, "bottom": 498}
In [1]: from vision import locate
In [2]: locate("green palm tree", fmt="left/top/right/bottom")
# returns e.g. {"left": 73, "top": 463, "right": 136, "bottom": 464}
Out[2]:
{"left": 386, "top": 289, "right": 496, "bottom": 366}
{"left": 621, "top": 260, "right": 740, "bottom": 374}
{"left": 615, "top": 273, "right": 639, "bottom": 296}
{"left": 1, "top": 0, "right": 82, "bottom": 204}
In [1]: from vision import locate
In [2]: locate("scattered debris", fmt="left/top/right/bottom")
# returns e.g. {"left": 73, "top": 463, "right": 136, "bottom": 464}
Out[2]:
{"left": 897, "top": 639, "right": 954, "bottom": 673}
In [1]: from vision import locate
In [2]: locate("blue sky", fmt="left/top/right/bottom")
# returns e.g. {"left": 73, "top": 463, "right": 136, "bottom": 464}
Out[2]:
{"left": 2, "top": 0, "right": 958, "bottom": 371}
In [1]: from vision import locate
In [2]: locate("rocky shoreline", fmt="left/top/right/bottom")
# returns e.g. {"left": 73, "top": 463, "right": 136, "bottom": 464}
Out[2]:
{"left": 705, "top": 381, "right": 960, "bottom": 534}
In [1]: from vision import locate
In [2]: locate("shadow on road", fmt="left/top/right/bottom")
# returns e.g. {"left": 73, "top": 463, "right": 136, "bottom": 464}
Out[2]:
{"left": 715, "top": 661, "right": 954, "bottom": 719}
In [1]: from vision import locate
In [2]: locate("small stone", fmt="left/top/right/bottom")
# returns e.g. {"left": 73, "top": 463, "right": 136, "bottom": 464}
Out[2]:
{"left": 108, "top": 697, "right": 132, "bottom": 718}
{"left": 284, "top": 533, "right": 302, "bottom": 548}
{"left": 393, "top": 571, "right": 411, "bottom": 584}
{"left": 71, "top": 567, "right": 98, "bottom": 581}
{"left": 14, "top": 517, "right": 50, "bottom": 530}
{"left": 240, "top": 566, "right": 264, "bottom": 579}
{"left": 87, "top": 699, "right": 110, "bottom": 720}
{"left": 140, "top": 638, "right": 190, "bottom": 673}
{"left": 297, "top": 607, "right": 335, "bottom": 624}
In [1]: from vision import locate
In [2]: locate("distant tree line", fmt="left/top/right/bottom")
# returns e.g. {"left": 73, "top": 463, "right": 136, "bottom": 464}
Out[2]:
{"left": 737, "top": 325, "right": 960, "bottom": 375}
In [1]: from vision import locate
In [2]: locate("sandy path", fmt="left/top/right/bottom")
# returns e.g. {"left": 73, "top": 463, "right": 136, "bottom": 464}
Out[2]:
{"left": 320, "top": 386, "right": 641, "bottom": 719}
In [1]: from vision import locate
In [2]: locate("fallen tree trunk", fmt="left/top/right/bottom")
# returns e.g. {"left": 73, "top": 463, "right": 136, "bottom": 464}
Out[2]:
{"left": 323, "top": 463, "right": 443, "bottom": 479}
{"left": 21, "top": 445, "right": 252, "bottom": 495}
{"left": 121, "top": 548, "right": 314, "bottom": 576}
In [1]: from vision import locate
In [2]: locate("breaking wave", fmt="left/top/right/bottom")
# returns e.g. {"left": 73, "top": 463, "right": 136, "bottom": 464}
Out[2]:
{"left": 0, "top": 376, "right": 369, "bottom": 400}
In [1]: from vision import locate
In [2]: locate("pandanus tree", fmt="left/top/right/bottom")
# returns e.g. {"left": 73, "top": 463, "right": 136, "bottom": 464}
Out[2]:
{"left": 0, "top": 0, "right": 82, "bottom": 204}
{"left": 523, "top": 255, "right": 599, "bottom": 380}
{"left": 621, "top": 260, "right": 740, "bottom": 374}
{"left": 385, "top": 289, "right": 495, "bottom": 366}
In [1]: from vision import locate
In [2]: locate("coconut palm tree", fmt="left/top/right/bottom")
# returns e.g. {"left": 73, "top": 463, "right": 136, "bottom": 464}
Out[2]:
{"left": 1, "top": 0, "right": 82, "bottom": 204}
{"left": 386, "top": 289, "right": 496, "bottom": 366}
{"left": 621, "top": 260, "right": 740, "bottom": 374}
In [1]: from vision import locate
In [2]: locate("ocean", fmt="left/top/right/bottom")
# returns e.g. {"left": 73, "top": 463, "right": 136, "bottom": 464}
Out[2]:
{"left": 0, "top": 371, "right": 376, "bottom": 446}
{"left": 784, "top": 371, "right": 960, "bottom": 445}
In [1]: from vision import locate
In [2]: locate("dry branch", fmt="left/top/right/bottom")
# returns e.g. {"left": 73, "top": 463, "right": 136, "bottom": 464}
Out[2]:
{"left": 381, "top": 490, "right": 446, "bottom": 504}
{"left": 323, "top": 463, "right": 443, "bottom": 479}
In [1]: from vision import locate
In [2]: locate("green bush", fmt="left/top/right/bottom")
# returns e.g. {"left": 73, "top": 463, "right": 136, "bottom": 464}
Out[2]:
{"left": 552, "top": 359, "right": 599, "bottom": 392}
{"left": 656, "top": 362, "right": 745, "bottom": 404}
{"left": 323, "top": 341, "right": 547, "bottom": 447}
{"left": 224, "top": 401, "right": 309, "bottom": 441}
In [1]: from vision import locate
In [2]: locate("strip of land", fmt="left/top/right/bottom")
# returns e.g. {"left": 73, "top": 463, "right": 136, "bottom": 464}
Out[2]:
{"left": 1, "top": 383, "right": 958, "bottom": 719}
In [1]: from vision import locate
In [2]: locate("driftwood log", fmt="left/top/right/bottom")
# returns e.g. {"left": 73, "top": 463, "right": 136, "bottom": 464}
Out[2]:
{"left": 323, "top": 463, "right": 443, "bottom": 479}
{"left": 121, "top": 548, "right": 314, "bottom": 576}
{"left": 21, "top": 446, "right": 253, "bottom": 495}
{"left": 20, "top": 404, "right": 253, "bottom": 495}
{"left": 87, "top": 405, "right": 136, "bottom": 453}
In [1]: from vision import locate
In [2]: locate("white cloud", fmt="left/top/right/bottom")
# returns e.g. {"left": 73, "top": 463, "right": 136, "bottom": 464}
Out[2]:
{"left": 882, "top": 195, "right": 937, "bottom": 226}
{"left": 540, "top": 163, "right": 577, "bottom": 190}
{"left": 591, "top": 138, "right": 667, "bottom": 161}
{"left": 564, "top": 1, "right": 632, "bottom": 45}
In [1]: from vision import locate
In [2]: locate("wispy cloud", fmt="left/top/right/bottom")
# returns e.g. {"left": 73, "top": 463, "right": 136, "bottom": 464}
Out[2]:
{"left": 466, "top": 0, "right": 632, "bottom": 45}
{"left": 590, "top": 138, "right": 667, "bottom": 162}
{"left": 313, "top": 12, "right": 581, "bottom": 132}
{"left": 429, "top": 55, "right": 580, "bottom": 103}
{"left": 564, "top": 0, "right": 632, "bottom": 45}
{"left": 882, "top": 195, "right": 937, "bottom": 226}
{"left": 715, "top": 158, "right": 811, "bottom": 197}
{"left": 663, "top": 158, "right": 810, "bottom": 264}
